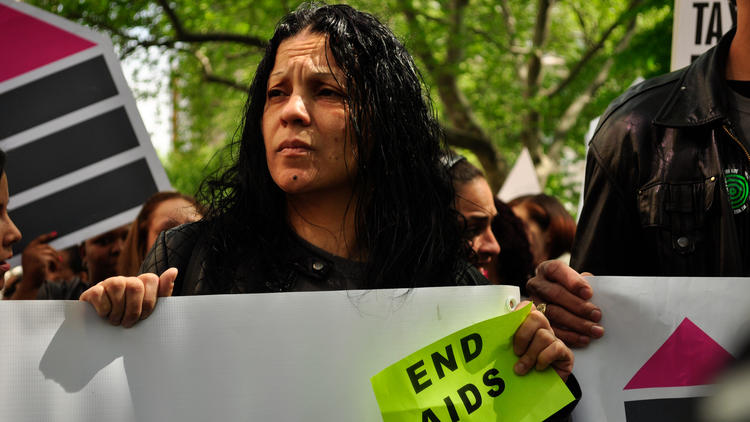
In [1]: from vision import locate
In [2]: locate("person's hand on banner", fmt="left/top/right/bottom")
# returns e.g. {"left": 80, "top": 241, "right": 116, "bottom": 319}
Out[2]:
{"left": 526, "top": 260, "right": 604, "bottom": 348}
{"left": 512, "top": 300, "right": 574, "bottom": 381}
{"left": 79, "top": 267, "right": 177, "bottom": 328}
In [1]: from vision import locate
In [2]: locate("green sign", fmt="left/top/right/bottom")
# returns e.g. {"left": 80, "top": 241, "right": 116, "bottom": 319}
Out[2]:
{"left": 371, "top": 304, "right": 574, "bottom": 421}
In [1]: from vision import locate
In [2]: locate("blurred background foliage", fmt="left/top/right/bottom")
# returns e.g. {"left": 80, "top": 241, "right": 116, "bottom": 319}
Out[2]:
{"left": 26, "top": 0, "right": 673, "bottom": 212}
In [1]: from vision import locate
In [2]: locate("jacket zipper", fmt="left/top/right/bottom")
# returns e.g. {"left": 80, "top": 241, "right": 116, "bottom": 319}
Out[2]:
{"left": 723, "top": 124, "right": 750, "bottom": 164}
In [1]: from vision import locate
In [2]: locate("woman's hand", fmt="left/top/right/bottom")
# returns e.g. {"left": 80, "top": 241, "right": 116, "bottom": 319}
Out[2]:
{"left": 79, "top": 268, "right": 177, "bottom": 328}
{"left": 512, "top": 300, "right": 574, "bottom": 382}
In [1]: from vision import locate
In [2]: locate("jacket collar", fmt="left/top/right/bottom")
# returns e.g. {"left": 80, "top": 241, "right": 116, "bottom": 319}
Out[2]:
{"left": 654, "top": 29, "right": 735, "bottom": 127}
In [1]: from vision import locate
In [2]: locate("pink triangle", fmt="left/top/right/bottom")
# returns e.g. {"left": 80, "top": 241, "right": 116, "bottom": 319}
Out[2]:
{"left": 0, "top": 4, "right": 96, "bottom": 83}
{"left": 624, "top": 318, "right": 735, "bottom": 389}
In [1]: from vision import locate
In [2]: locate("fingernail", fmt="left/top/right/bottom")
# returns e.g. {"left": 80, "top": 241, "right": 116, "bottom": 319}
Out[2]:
{"left": 590, "top": 309, "right": 602, "bottom": 321}
{"left": 57, "top": 255, "right": 63, "bottom": 262}
{"left": 51, "top": 231, "right": 58, "bottom": 236}
{"left": 591, "top": 325, "right": 605, "bottom": 337}
{"left": 514, "top": 362, "right": 526, "bottom": 374}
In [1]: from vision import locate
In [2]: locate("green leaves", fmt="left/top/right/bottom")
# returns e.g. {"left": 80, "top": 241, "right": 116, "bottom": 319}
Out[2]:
{"left": 25, "top": 0, "right": 672, "bottom": 210}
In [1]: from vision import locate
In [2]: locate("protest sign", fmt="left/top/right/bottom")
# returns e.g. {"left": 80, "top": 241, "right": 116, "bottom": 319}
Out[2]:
{"left": 671, "top": 0, "right": 736, "bottom": 71}
{"left": 0, "top": 0, "right": 170, "bottom": 258}
{"left": 572, "top": 276, "right": 750, "bottom": 421}
{"left": 371, "top": 303, "right": 574, "bottom": 422}
{"left": 0, "top": 285, "right": 519, "bottom": 421}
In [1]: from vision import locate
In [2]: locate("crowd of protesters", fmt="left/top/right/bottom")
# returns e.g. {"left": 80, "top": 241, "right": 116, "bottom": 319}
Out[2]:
{"left": 0, "top": 0, "right": 748, "bottom": 420}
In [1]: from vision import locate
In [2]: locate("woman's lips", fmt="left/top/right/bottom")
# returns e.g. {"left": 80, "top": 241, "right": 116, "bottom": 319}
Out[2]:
{"left": 277, "top": 140, "right": 312, "bottom": 156}
{"left": 0, "top": 261, "right": 10, "bottom": 274}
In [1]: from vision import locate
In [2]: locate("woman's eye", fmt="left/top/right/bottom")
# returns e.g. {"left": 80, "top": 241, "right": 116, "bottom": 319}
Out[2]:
{"left": 267, "top": 89, "right": 285, "bottom": 98}
{"left": 318, "top": 88, "right": 342, "bottom": 97}
{"left": 466, "top": 225, "right": 482, "bottom": 237}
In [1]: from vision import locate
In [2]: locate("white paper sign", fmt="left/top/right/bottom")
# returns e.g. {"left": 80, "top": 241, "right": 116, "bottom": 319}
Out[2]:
{"left": 572, "top": 276, "right": 750, "bottom": 422}
{"left": 671, "top": 0, "right": 736, "bottom": 71}
{"left": 0, "top": 285, "right": 519, "bottom": 421}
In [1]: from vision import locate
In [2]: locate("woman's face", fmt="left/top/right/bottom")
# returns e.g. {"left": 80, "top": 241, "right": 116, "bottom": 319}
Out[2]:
{"left": 146, "top": 198, "right": 202, "bottom": 252}
{"left": 512, "top": 204, "right": 548, "bottom": 267}
{"left": 0, "top": 172, "right": 22, "bottom": 287}
{"left": 455, "top": 177, "right": 500, "bottom": 278}
{"left": 262, "top": 30, "right": 356, "bottom": 197}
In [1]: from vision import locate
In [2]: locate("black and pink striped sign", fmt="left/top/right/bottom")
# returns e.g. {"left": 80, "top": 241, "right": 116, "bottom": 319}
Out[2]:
{"left": 0, "top": 1, "right": 170, "bottom": 261}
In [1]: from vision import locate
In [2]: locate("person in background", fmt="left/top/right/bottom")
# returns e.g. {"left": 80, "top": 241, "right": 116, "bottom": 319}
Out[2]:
{"left": 117, "top": 192, "right": 203, "bottom": 276}
{"left": 0, "top": 149, "right": 23, "bottom": 290}
{"left": 3, "top": 242, "right": 86, "bottom": 299}
{"left": 446, "top": 155, "right": 500, "bottom": 278}
{"left": 509, "top": 194, "right": 576, "bottom": 268}
{"left": 530, "top": 0, "right": 747, "bottom": 349}
{"left": 487, "top": 197, "right": 535, "bottom": 293}
{"left": 9, "top": 224, "right": 129, "bottom": 300}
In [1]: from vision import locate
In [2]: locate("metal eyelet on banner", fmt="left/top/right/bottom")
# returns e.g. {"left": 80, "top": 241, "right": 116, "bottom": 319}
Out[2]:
{"left": 505, "top": 297, "right": 518, "bottom": 312}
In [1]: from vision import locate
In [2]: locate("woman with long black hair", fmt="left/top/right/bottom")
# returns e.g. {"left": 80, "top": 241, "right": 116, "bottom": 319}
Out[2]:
{"left": 81, "top": 3, "right": 574, "bottom": 389}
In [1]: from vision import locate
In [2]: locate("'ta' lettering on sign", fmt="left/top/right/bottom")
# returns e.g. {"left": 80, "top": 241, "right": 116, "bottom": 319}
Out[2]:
{"left": 670, "top": 0, "right": 736, "bottom": 70}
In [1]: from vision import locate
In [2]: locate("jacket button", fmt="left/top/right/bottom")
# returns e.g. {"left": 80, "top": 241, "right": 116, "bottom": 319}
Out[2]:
{"left": 312, "top": 261, "right": 325, "bottom": 271}
{"left": 677, "top": 236, "right": 690, "bottom": 248}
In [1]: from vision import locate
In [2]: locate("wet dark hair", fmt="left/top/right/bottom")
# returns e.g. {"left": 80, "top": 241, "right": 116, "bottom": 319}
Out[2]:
{"left": 491, "top": 198, "right": 534, "bottom": 294}
{"left": 0, "top": 148, "right": 6, "bottom": 175}
{"left": 198, "top": 3, "right": 465, "bottom": 291}
{"left": 447, "top": 155, "right": 483, "bottom": 187}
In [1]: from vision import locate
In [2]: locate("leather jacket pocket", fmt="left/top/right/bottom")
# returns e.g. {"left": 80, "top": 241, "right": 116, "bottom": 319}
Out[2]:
{"left": 637, "top": 178, "right": 716, "bottom": 254}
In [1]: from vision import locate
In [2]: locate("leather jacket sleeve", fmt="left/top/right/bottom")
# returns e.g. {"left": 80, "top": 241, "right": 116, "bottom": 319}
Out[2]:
{"left": 570, "top": 77, "right": 669, "bottom": 276}
{"left": 140, "top": 222, "right": 204, "bottom": 295}
{"left": 570, "top": 139, "right": 646, "bottom": 275}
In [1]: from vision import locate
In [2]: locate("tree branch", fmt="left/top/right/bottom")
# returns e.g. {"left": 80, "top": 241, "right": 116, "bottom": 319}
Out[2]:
{"left": 518, "top": 0, "right": 554, "bottom": 166}
{"left": 539, "top": 15, "right": 639, "bottom": 182}
{"left": 397, "top": 0, "right": 439, "bottom": 73}
{"left": 498, "top": 0, "right": 518, "bottom": 50}
{"left": 542, "top": 0, "right": 642, "bottom": 98}
{"left": 446, "top": 0, "right": 469, "bottom": 64}
{"left": 571, "top": 4, "right": 592, "bottom": 46}
{"left": 156, "top": 0, "right": 267, "bottom": 47}
{"left": 192, "top": 50, "right": 251, "bottom": 92}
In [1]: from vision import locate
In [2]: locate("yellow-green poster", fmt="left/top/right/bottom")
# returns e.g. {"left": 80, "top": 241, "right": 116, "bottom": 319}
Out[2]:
{"left": 371, "top": 304, "right": 574, "bottom": 421}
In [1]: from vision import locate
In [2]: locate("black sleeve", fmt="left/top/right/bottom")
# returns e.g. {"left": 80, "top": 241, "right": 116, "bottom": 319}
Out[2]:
{"left": 570, "top": 122, "right": 646, "bottom": 276}
{"left": 570, "top": 143, "right": 638, "bottom": 275}
{"left": 140, "top": 222, "right": 202, "bottom": 296}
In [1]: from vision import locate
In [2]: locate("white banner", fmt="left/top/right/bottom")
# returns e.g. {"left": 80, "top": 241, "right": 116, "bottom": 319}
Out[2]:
{"left": 572, "top": 276, "right": 750, "bottom": 421}
{"left": 0, "top": 285, "right": 519, "bottom": 421}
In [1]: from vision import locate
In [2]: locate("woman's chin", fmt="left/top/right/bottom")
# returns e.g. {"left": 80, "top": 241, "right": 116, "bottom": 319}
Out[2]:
{"left": 277, "top": 178, "right": 310, "bottom": 194}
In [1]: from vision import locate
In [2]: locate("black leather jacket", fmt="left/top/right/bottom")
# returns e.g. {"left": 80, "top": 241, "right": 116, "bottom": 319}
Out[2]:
{"left": 141, "top": 221, "right": 488, "bottom": 295}
{"left": 571, "top": 29, "right": 749, "bottom": 276}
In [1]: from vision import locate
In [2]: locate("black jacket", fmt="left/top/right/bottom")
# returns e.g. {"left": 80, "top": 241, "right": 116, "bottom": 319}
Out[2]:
{"left": 141, "top": 221, "right": 488, "bottom": 295}
{"left": 571, "top": 29, "right": 749, "bottom": 276}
